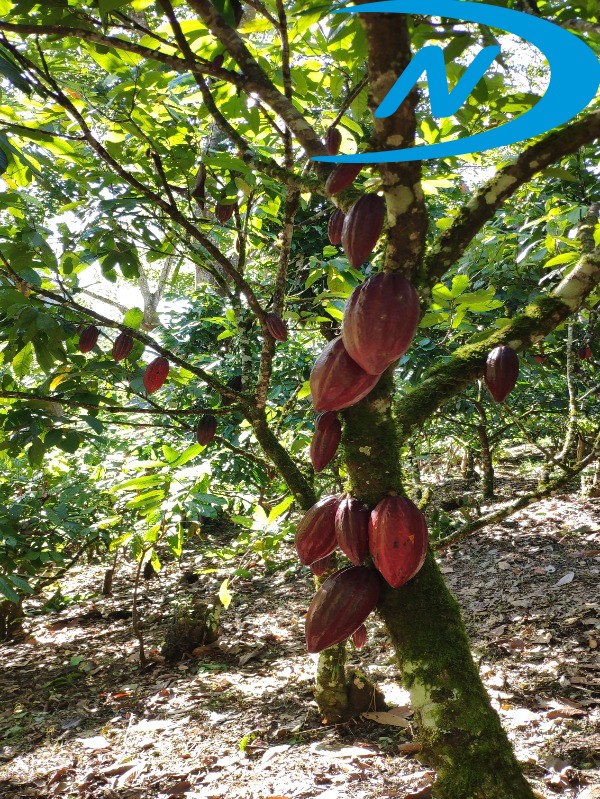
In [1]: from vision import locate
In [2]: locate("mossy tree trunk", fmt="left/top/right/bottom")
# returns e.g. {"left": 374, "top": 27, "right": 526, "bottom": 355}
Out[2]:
{"left": 343, "top": 374, "right": 535, "bottom": 799}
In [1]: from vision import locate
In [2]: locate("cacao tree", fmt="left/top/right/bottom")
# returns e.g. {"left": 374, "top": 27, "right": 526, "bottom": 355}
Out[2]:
{"left": 0, "top": 1, "right": 598, "bottom": 797}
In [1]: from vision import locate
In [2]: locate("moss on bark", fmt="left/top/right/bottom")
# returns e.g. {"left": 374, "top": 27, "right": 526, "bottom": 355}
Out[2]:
{"left": 342, "top": 375, "right": 535, "bottom": 799}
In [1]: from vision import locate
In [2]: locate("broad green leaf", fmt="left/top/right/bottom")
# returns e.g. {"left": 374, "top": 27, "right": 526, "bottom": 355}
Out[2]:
{"left": 12, "top": 342, "right": 33, "bottom": 378}
{"left": 267, "top": 495, "right": 294, "bottom": 524}
{"left": 123, "top": 307, "right": 144, "bottom": 330}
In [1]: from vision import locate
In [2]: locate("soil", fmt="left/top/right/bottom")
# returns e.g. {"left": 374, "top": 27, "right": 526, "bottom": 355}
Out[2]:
{"left": 0, "top": 475, "right": 598, "bottom": 799}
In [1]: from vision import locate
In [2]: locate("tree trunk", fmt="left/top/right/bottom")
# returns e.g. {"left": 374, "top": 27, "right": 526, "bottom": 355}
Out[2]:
{"left": 474, "top": 400, "right": 494, "bottom": 499}
{"left": 343, "top": 371, "right": 535, "bottom": 799}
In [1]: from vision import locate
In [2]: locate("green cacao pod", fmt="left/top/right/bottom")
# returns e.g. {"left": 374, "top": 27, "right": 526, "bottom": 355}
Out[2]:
{"left": 305, "top": 566, "right": 380, "bottom": 653}
{"left": 335, "top": 496, "right": 370, "bottom": 566}
{"left": 265, "top": 312, "right": 288, "bottom": 342}
{"left": 310, "top": 412, "right": 342, "bottom": 473}
{"left": 368, "top": 495, "right": 428, "bottom": 588}
{"left": 352, "top": 624, "right": 367, "bottom": 649}
{"left": 325, "top": 163, "right": 362, "bottom": 196}
{"left": 196, "top": 414, "right": 217, "bottom": 446}
{"left": 342, "top": 272, "right": 420, "bottom": 375}
{"left": 295, "top": 495, "right": 341, "bottom": 566}
{"left": 310, "top": 337, "right": 380, "bottom": 412}
{"left": 328, "top": 208, "right": 345, "bottom": 246}
{"left": 341, "top": 194, "right": 385, "bottom": 269}
{"left": 78, "top": 325, "right": 100, "bottom": 353}
{"left": 112, "top": 332, "right": 134, "bottom": 362}
{"left": 325, "top": 127, "right": 342, "bottom": 156}
{"left": 484, "top": 345, "right": 519, "bottom": 403}
{"left": 143, "top": 356, "right": 169, "bottom": 393}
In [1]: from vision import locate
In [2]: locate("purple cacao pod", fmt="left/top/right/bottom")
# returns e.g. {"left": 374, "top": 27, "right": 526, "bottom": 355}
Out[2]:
{"left": 335, "top": 496, "right": 370, "bottom": 566}
{"left": 341, "top": 194, "right": 386, "bottom": 269}
{"left": 325, "top": 163, "right": 362, "bottom": 196}
{"left": 328, "top": 208, "right": 345, "bottom": 246}
{"left": 325, "top": 127, "right": 342, "bottom": 156}
{"left": 368, "top": 495, "right": 428, "bottom": 589}
{"left": 310, "top": 337, "right": 381, "bottom": 412}
{"left": 295, "top": 495, "right": 341, "bottom": 566}
{"left": 78, "top": 325, "right": 100, "bottom": 353}
{"left": 196, "top": 414, "right": 217, "bottom": 446}
{"left": 265, "top": 312, "right": 288, "bottom": 342}
{"left": 484, "top": 345, "right": 519, "bottom": 403}
{"left": 112, "top": 332, "right": 134, "bottom": 362}
{"left": 310, "top": 412, "right": 342, "bottom": 473}
{"left": 342, "top": 272, "right": 420, "bottom": 375}
{"left": 352, "top": 624, "right": 367, "bottom": 649}
{"left": 305, "top": 566, "right": 380, "bottom": 653}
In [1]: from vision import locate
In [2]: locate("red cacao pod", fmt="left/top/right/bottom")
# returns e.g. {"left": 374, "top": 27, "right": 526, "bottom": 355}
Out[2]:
{"left": 328, "top": 208, "right": 345, "bottom": 246}
{"left": 341, "top": 194, "right": 385, "bottom": 269}
{"left": 112, "top": 332, "right": 134, "bottom": 362}
{"left": 352, "top": 624, "right": 367, "bottom": 649}
{"left": 578, "top": 345, "right": 592, "bottom": 360}
{"left": 295, "top": 495, "right": 341, "bottom": 566}
{"left": 78, "top": 325, "right": 99, "bottom": 353}
{"left": 310, "top": 412, "right": 342, "bottom": 473}
{"left": 196, "top": 414, "right": 217, "bottom": 446}
{"left": 325, "top": 127, "right": 342, "bottom": 156}
{"left": 305, "top": 566, "right": 380, "bottom": 653}
{"left": 533, "top": 354, "right": 546, "bottom": 364}
{"left": 143, "top": 356, "right": 169, "bottom": 393}
{"left": 310, "top": 553, "right": 336, "bottom": 577}
{"left": 325, "top": 163, "right": 362, "bottom": 196}
{"left": 335, "top": 496, "right": 370, "bottom": 566}
{"left": 342, "top": 272, "right": 420, "bottom": 375}
{"left": 484, "top": 345, "right": 519, "bottom": 403}
{"left": 368, "top": 495, "right": 428, "bottom": 589}
{"left": 265, "top": 312, "right": 287, "bottom": 342}
{"left": 215, "top": 202, "right": 236, "bottom": 223}
{"left": 211, "top": 53, "right": 225, "bottom": 69}
{"left": 310, "top": 337, "right": 381, "bottom": 412}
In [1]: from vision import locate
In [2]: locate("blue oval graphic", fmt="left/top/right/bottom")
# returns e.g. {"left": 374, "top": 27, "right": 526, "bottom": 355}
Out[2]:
{"left": 313, "top": 0, "right": 600, "bottom": 163}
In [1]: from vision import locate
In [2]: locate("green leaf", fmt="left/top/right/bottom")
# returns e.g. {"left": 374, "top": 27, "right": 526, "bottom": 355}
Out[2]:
{"left": 0, "top": 147, "right": 8, "bottom": 176}
{"left": 267, "top": 495, "right": 294, "bottom": 524}
{"left": 544, "top": 252, "right": 578, "bottom": 268}
{"left": 0, "top": 54, "right": 31, "bottom": 94}
{"left": 218, "top": 578, "right": 233, "bottom": 609}
{"left": 112, "top": 473, "right": 166, "bottom": 492}
{"left": 27, "top": 436, "right": 45, "bottom": 467}
{"left": 0, "top": 575, "right": 20, "bottom": 603}
{"left": 123, "top": 307, "right": 144, "bottom": 330}
{"left": 12, "top": 342, "right": 33, "bottom": 379}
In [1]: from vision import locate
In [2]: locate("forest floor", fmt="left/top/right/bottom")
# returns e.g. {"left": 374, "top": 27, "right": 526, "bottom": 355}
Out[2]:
{"left": 0, "top": 468, "right": 598, "bottom": 799}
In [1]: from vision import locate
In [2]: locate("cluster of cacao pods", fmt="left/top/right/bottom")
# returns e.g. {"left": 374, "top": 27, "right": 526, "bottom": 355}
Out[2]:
{"left": 484, "top": 345, "right": 519, "bottom": 403}
{"left": 309, "top": 271, "right": 420, "bottom": 416}
{"left": 297, "top": 492, "right": 428, "bottom": 653}
{"left": 77, "top": 325, "right": 169, "bottom": 394}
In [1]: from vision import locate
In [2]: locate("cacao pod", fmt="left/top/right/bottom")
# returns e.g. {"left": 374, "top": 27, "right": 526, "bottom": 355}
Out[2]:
{"left": 335, "top": 496, "right": 370, "bottom": 566}
{"left": 265, "top": 312, "right": 288, "bottom": 342}
{"left": 78, "top": 325, "right": 100, "bottom": 353}
{"left": 215, "top": 202, "right": 236, "bottom": 223}
{"left": 196, "top": 414, "right": 217, "bottom": 446}
{"left": 211, "top": 53, "right": 225, "bottom": 69}
{"left": 310, "top": 337, "right": 381, "bottom": 412}
{"left": 533, "top": 354, "right": 546, "bottom": 364}
{"left": 143, "top": 356, "right": 170, "bottom": 393}
{"left": 341, "top": 272, "right": 420, "bottom": 375}
{"left": 305, "top": 566, "right": 380, "bottom": 653}
{"left": 328, "top": 208, "right": 345, "bottom": 246}
{"left": 310, "top": 412, "right": 342, "bottom": 473}
{"left": 578, "top": 345, "right": 592, "bottom": 360}
{"left": 295, "top": 495, "right": 341, "bottom": 566}
{"left": 484, "top": 345, "right": 519, "bottom": 403}
{"left": 341, "top": 194, "right": 385, "bottom": 269}
{"left": 325, "top": 163, "right": 362, "bottom": 196}
{"left": 352, "top": 624, "right": 367, "bottom": 649}
{"left": 310, "top": 553, "right": 336, "bottom": 577}
{"left": 368, "top": 495, "right": 428, "bottom": 588}
{"left": 325, "top": 127, "right": 342, "bottom": 156}
{"left": 112, "top": 332, "right": 134, "bottom": 362}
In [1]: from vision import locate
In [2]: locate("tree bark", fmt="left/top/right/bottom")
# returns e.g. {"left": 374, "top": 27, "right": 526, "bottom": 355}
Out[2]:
{"left": 343, "top": 372, "right": 535, "bottom": 798}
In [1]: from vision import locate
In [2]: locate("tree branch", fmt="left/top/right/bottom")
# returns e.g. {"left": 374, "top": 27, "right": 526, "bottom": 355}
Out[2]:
{"left": 422, "top": 111, "right": 600, "bottom": 294}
